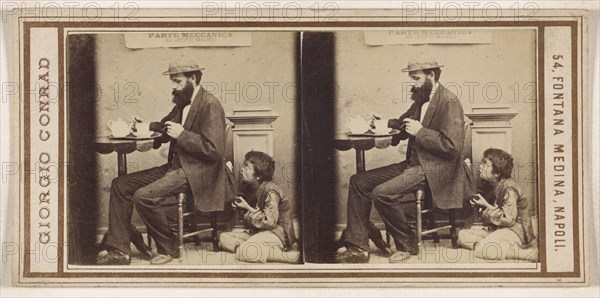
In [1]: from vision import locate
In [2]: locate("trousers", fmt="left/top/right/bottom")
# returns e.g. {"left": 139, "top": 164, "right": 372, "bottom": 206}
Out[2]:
{"left": 105, "top": 163, "right": 189, "bottom": 256}
{"left": 344, "top": 160, "right": 426, "bottom": 251}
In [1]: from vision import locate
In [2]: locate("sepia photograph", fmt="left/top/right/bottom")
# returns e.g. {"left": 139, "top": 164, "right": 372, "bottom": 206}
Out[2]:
{"left": 66, "top": 31, "right": 302, "bottom": 266}
{"left": 323, "top": 29, "right": 540, "bottom": 265}
{"left": 3, "top": 4, "right": 594, "bottom": 290}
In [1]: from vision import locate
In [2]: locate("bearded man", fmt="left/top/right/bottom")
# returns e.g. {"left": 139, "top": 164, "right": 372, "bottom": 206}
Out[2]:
{"left": 335, "top": 56, "right": 467, "bottom": 263}
{"left": 96, "top": 60, "right": 228, "bottom": 265}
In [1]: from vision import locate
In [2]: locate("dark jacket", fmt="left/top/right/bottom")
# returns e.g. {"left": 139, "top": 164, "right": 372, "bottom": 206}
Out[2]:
{"left": 153, "top": 86, "right": 228, "bottom": 212}
{"left": 389, "top": 84, "right": 467, "bottom": 209}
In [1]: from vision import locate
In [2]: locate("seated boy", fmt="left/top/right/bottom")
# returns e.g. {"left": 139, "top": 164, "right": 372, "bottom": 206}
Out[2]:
{"left": 218, "top": 151, "right": 300, "bottom": 263}
{"left": 458, "top": 148, "right": 538, "bottom": 262}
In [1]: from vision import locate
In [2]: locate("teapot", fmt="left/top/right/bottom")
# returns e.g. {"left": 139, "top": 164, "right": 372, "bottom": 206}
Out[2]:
{"left": 346, "top": 115, "right": 369, "bottom": 134}
{"left": 107, "top": 118, "right": 131, "bottom": 137}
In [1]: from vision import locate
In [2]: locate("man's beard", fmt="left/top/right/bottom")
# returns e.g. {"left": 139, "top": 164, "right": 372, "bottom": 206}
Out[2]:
{"left": 172, "top": 81, "right": 195, "bottom": 108}
{"left": 410, "top": 78, "right": 434, "bottom": 105}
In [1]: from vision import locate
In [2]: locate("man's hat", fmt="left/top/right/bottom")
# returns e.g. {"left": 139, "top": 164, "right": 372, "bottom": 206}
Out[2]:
{"left": 402, "top": 56, "right": 444, "bottom": 72}
{"left": 162, "top": 60, "right": 205, "bottom": 75}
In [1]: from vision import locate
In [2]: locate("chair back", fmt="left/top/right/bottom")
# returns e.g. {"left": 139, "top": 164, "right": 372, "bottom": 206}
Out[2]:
{"left": 461, "top": 119, "right": 480, "bottom": 227}
{"left": 462, "top": 119, "right": 474, "bottom": 189}
{"left": 463, "top": 120, "right": 472, "bottom": 162}
{"left": 224, "top": 122, "right": 234, "bottom": 163}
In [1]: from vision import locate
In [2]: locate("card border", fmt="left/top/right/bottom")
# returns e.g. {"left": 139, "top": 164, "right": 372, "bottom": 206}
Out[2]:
{"left": 14, "top": 12, "right": 588, "bottom": 286}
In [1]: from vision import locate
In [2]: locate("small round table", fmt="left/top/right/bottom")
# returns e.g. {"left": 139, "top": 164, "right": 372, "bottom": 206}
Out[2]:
{"left": 334, "top": 130, "right": 404, "bottom": 245}
{"left": 95, "top": 134, "right": 163, "bottom": 176}
{"left": 334, "top": 130, "right": 401, "bottom": 173}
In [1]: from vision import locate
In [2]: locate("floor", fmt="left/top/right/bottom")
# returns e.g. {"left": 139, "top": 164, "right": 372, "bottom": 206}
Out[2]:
{"left": 125, "top": 230, "right": 302, "bottom": 266}
{"left": 119, "top": 231, "right": 537, "bottom": 266}
{"left": 355, "top": 238, "right": 537, "bottom": 265}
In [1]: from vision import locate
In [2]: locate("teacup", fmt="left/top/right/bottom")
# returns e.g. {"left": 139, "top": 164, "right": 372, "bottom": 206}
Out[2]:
{"left": 134, "top": 122, "right": 152, "bottom": 137}
{"left": 372, "top": 119, "right": 389, "bottom": 134}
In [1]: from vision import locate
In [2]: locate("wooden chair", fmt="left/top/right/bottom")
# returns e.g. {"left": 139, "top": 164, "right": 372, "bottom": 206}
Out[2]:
{"left": 149, "top": 123, "right": 234, "bottom": 256}
{"left": 386, "top": 120, "right": 472, "bottom": 252}
{"left": 408, "top": 184, "right": 458, "bottom": 250}
{"left": 171, "top": 123, "right": 235, "bottom": 255}
{"left": 173, "top": 192, "right": 220, "bottom": 253}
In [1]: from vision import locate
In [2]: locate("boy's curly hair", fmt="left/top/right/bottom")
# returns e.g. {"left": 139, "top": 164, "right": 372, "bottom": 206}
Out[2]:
{"left": 244, "top": 151, "right": 275, "bottom": 182}
{"left": 483, "top": 148, "right": 514, "bottom": 179}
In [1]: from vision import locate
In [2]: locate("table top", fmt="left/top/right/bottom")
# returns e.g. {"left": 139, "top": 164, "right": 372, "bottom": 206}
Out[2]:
{"left": 334, "top": 130, "right": 400, "bottom": 152}
{"left": 95, "top": 133, "right": 163, "bottom": 154}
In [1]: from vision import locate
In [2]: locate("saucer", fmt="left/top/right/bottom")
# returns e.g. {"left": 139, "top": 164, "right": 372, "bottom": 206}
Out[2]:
{"left": 347, "top": 129, "right": 401, "bottom": 137}
{"left": 372, "top": 129, "right": 390, "bottom": 134}
{"left": 111, "top": 134, "right": 130, "bottom": 138}
{"left": 109, "top": 132, "right": 162, "bottom": 140}
{"left": 132, "top": 131, "right": 153, "bottom": 137}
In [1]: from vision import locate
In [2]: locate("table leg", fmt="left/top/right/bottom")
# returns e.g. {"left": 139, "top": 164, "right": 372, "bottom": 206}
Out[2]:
{"left": 355, "top": 149, "right": 365, "bottom": 173}
{"left": 117, "top": 152, "right": 127, "bottom": 177}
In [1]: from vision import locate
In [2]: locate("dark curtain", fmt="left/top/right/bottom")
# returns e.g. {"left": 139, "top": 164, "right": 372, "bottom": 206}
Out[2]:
{"left": 67, "top": 35, "right": 98, "bottom": 264}
{"left": 300, "top": 33, "right": 338, "bottom": 263}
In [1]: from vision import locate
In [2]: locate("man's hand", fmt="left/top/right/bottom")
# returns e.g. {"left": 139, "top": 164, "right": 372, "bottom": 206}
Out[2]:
{"left": 402, "top": 118, "right": 423, "bottom": 136}
{"left": 164, "top": 121, "right": 184, "bottom": 139}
